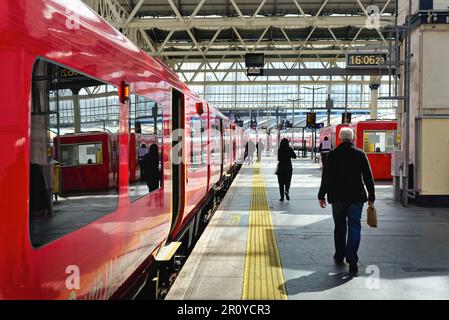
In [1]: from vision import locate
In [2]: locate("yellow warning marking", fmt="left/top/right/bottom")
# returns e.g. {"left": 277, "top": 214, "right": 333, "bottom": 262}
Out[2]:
{"left": 228, "top": 214, "right": 241, "bottom": 225}
{"left": 154, "top": 242, "right": 181, "bottom": 262}
{"left": 242, "top": 163, "right": 287, "bottom": 300}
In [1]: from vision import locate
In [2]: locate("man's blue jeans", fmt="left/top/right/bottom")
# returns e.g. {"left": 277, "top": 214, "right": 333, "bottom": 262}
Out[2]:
{"left": 331, "top": 202, "right": 364, "bottom": 263}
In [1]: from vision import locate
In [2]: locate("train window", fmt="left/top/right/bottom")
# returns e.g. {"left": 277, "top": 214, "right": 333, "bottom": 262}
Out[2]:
{"left": 60, "top": 143, "right": 102, "bottom": 166}
{"left": 189, "top": 115, "right": 205, "bottom": 171}
{"left": 189, "top": 116, "right": 200, "bottom": 171}
{"left": 201, "top": 118, "right": 207, "bottom": 165}
{"left": 129, "top": 94, "right": 163, "bottom": 202}
{"left": 363, "top": 131, "right": 396, "bottom": 153}
{"left": 223, "top": 126, "right": 230, "bottom": 160}
{"left": 29, "top": 59, "right": 120, "bottom": 248}
{"left": 210, "top": 122, "right": 222, "bottom": 165}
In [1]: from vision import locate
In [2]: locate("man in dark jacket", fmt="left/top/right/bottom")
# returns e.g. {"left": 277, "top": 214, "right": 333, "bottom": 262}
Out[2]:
{"left": 318, "top": 127, "right": 375, "bottom": 275}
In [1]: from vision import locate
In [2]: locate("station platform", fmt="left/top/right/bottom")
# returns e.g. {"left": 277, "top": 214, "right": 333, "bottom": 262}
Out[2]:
{"left": 166, "top": 153, "right": 449, "bottom": 300}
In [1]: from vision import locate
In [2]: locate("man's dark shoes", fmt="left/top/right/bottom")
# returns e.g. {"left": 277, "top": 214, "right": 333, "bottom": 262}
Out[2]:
{"left": 333, "top": 257, "right": 344, "bottom": 265}
{"left": 279, "top": 198, "right": 284, "bottom": 202}
{"left": 349, "top": 262, "right": 358, "bottom": 275}
{"left": 285, "top": 192, "right": 290, "bottom": 201}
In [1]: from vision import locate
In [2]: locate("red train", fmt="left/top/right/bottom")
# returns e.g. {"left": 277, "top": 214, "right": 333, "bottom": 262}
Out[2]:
{"left": 0, "top": 0, "right": 244, "bottom": 299}
{"left": 319, "top": 120, "right": 398, "bottom": 180}
{"left": 289, "top": 135, "right": 313, "bottom": 151}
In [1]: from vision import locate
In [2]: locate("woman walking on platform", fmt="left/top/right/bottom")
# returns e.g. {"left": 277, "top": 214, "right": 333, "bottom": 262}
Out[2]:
{"left": 276, "top": 138, "right": 297, "bottom": 201}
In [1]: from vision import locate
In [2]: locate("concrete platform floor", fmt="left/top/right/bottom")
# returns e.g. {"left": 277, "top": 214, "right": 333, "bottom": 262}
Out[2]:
{"left": 167, "top": 153, "right": 449, "bottom": 300}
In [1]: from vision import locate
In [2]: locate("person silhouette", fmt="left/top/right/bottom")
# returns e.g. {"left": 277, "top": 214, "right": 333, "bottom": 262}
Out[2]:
{"left": 256, "top": 139, "right": 264, "bottom": 162}
{"left": 246, "top": 139, "right": 256, "bottom": 165}
{"left": 142, "top": 143, "right": 160, "bottom": 192}
{"left": 138, "top": 143, "right": 148, "bottom": 181}
{"left": 276, "top": 138, "right": 297, "bottom": 201}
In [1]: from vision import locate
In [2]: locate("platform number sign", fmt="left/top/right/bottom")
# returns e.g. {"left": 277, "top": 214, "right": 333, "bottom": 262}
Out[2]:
{"left": 306, "top": 112, "right": 316, "bottom": 128}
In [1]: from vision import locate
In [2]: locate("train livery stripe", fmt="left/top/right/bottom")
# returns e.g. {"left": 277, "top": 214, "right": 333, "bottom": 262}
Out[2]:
{"left": 242, "top": 163, "right": 287, "bottom": 300}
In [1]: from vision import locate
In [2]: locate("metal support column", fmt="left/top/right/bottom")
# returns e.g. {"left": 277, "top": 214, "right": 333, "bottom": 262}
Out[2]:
{"left": 370, "top": 76, "right": 379, "bottom": 120}
{"left": 344, "top": 76, "right": 349, "bottom": 113}
{"left": 72, "top": 89, "right": 81, "bottom": 133}
{"left": 292, "top": 102, "right": 295, "bottom": 144}
{"left": 267, "top": 111, "right": 270, "bottom": 152}
{"left": 402, "top": 0, "right": 412, "bottom": 207}
{"left": 302, "top": 127, "right": 306, "bottom": 158}
{"left": 327, "top": 80, "right": 332, "bottom": 126}
{"left": 276, "top": 107, "right": 280, "bottom": 148}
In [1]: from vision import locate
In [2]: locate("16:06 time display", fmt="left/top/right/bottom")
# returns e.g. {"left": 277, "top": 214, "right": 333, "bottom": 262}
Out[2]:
{"left": 347, "top": 53, "right": 387, "bottom": 67}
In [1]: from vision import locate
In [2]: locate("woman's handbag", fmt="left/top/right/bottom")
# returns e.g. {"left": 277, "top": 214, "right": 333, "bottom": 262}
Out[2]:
{"left": 367, "top": 204, "right": 377, "bottom": 228}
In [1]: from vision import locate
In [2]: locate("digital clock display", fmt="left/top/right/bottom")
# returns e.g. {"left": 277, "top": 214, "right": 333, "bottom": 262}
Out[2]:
{"left": 346, "top": 53, "right": 387, "bottom": 68}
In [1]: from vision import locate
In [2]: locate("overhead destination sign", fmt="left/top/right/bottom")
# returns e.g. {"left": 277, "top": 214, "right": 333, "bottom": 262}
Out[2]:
{"left": 346, "top": 52, "right": 388, "bottom": 68}
{"left": 59, "top": 67, "right": 81, "bottom": 79}
{"left": 306, "top": 112, "right": 316, "bottom": 128}
{"left": 245, "top": 53, "right": 264, "bottom": 68}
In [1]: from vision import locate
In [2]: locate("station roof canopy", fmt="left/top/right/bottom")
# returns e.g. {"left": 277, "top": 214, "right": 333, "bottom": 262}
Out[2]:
{"left": 87, "top": 0, "right": 397, "bottom": 63}
{"left": 115, "top": 0, "right": 395, "bottom": 18}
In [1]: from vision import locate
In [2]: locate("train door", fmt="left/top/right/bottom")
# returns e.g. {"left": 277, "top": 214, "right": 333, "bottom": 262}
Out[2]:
{"left": 220, "top": 118, "right": 224, "bottom": 178}
{"left": 232, "top": 125, "right": 236, "bottom": 162}
{"left": 170, "top": 89, "right": 185, "bottom": 234}
{"left": 205, "top": 104, "right": 211, "bottom": 190}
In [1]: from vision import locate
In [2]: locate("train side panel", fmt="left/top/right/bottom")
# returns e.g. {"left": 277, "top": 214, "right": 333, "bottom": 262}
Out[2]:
{"left": 0, "top": 0, "right": 175, "bottom": 299}
{"left": 208, "top": 111, "right": 223, "bottom": 190}
{"left": 180, "top": 97, "right": 210, "bottom": 229}
{"left": 0, "top": 0, "right": 242, "bottom": 300}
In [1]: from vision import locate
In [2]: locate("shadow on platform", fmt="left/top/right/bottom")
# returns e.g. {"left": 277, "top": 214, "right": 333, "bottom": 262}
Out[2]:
{"left": 282, "top": 269, "right": 353, "bottom": 295}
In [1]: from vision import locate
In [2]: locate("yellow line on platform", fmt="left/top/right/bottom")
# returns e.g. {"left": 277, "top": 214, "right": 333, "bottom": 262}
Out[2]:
{"left": 242, "top": 163, "right": 287, "bottom": 300}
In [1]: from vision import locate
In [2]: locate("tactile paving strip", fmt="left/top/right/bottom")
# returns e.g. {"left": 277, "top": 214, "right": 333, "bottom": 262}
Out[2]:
{"left": 242, "top": 163, "right": 287, "bottom": 300}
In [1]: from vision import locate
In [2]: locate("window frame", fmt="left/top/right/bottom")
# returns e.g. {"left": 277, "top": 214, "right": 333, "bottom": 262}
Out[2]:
{"left": 128, "top": 93, "right": 164, "bottom": 203}
{"left": 29, "top": 57, "right": 121, "bottom": 249}
{"left": 189, "top": 115, "right": 204, "bottom": 172}
{"left": 362, "top": 130, "right": 396, "bottom": 154}
{"left": 59, "top": 141, "right": 103, "bottom": 167}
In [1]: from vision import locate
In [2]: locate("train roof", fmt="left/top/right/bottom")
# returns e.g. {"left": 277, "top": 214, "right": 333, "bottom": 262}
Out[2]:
{"left": 0, "top": 0, "right": 200, "bottom": 101}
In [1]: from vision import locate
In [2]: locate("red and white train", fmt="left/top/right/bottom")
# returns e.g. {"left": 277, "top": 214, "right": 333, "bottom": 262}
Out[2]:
{"left": 0, "top": 0, "right": 244, "bottom": 299}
